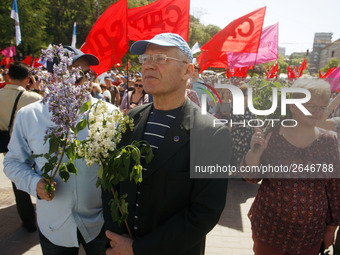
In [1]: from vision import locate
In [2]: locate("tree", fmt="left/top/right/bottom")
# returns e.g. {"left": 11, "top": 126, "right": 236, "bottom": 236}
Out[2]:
{"left": 321, "top": 58, "right": 339, "bottom": 72}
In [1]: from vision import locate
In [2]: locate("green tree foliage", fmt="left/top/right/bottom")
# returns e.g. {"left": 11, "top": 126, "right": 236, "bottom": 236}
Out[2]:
{"left": 321, "top": 58, "right": 339, "bottom": 72}
{"left": 0, "top": 0, "right": 49, "bottom": 56}
{"left": 1, "top": 0, "right": 295, "bottom": 74}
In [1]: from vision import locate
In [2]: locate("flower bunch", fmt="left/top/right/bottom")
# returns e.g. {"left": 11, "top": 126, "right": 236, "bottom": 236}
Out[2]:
{"left": 79, "top": 101, "right": 134, "bottom": 166}
{"left": 79, "top": 100, "right": 153, "bottom": 238}
{"left": 31, "top": 45, "right": 91, "bottom": 193}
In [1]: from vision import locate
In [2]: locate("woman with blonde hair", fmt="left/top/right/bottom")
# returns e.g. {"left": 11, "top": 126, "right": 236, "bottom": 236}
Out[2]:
{"left": 92, "top": 82, "right": 105, "bottom": 101}
{"left": 244, "top": 78, "right": 340, "bottom": 255}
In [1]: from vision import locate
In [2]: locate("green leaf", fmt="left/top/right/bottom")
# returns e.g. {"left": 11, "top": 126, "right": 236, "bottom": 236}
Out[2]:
{"left": 109, "top": 198, "right": 121, "bottom": 225}
{"left": 29, "top": 153, "right": 43, "bottom": 160}
{"left": 42, "top": 162, "right": 54, "bottom": 174}
{"left": 49, "top": 156, "right": 58, "bottom": 165}
{"left": 41, "top": 173, "right": 50, "bottom": 179}
{"left": 66, "top": 162, "right": 77, "bottom": 175}
{"left": 131, "top": 148, "right": 139, "bottom": 163}
{"left": 59, "top": 165, "right": 70, "bottom": 182}
{"left": 75, "top": 119, "right": 87, "bottom": 133}
{"left": 49, "top": 137, "right": 59, "bottom": 155}
{"left": 97, "top": 164, "right": 104, "bottom": 179}
{"left": 79, "top": 101, "right": 91, "bottom": 114}
{"left": 66, "top": 144, "right": 76, "bottom": 161}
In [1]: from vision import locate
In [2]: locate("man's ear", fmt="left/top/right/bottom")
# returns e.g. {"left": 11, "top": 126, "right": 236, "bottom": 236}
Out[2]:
{"left": 183, "top": 63, "right": 194, "bottom": 81}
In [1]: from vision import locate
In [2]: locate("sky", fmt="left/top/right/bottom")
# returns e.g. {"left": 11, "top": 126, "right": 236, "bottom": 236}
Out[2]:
{"left": 190, "top": 0, "right": 340, "bottom": 55}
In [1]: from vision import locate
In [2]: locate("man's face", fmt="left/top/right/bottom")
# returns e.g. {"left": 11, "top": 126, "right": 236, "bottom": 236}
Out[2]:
{"left": 104, "top": 78, "right": 111, "bottom": 87}
{"left": 193, "top": 68, "right": 199, "bottom": 78}
{"left": 71, "top": 58, "right": 91, "bottom": 85}
{"left": 141, "top": 44, "right": 191, "bottom": 97}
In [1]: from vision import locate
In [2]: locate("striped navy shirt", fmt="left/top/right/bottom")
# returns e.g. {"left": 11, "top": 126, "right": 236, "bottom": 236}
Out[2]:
{"left": 133, "top": 106, "right": 181, "bottom": 235}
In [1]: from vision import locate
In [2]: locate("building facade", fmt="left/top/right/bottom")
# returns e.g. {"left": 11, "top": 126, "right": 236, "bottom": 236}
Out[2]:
{"left": 319, "top": 38, "right": 340, "bottom": 70}
{"left": 308, "top": 32, "right": 333, "bottom": 74}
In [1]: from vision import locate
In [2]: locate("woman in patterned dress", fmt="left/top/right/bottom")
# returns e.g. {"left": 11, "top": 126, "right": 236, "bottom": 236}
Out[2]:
{"left": 243, "top": 79, "right": 340, "bottom": 255}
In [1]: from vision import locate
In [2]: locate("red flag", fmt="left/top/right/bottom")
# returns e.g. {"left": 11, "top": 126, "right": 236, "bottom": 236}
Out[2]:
{"left": 201, "top": 7, "right": 266, "bottom": 53}
{"left": 266, "top": 62, "right": 278, "bottom": 80}
{"left": 127, "top": 0, "right": 190, "bottom": 41}
{"left": 298, "top": 58, "right": 306, "bottom": 77}
{"left": 319, "top": 67, "right": 335, "bottom": 78}
{"left": 32, "top": 57, "right": 43, "bottom": 68}
{"left": 197, "top": 51, "right": 229, "bottom": 72}
{"left": 22, "top": 56, "right": 32, "bottom": 66}
{"left": 226, "top": 23, "right": 278, "bottom": 68}
{"left": 1, "top": 57, "right": 10, "bottom": 66}
{"left": 5, "top": 58, "right": 14, "bottom": 68}
{"left": 287, "top": 66, "right": 298, "bottom": 81}
{"left": 81, "top": 0, "right": 128, "bottom": 76}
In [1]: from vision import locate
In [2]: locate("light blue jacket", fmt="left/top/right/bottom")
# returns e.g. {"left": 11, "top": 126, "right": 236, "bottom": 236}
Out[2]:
{"left": 4, "top": 97, "right": 116, "bottom": 247}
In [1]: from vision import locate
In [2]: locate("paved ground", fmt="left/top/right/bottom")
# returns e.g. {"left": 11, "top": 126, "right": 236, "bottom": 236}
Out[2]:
{"left": 0, "top": 153, "right": 259, "bottom": 254}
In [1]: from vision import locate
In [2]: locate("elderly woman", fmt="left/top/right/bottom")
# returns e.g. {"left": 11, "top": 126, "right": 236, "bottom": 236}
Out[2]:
{"left": 243, "top": 79, "right": 340, "bottom": 255}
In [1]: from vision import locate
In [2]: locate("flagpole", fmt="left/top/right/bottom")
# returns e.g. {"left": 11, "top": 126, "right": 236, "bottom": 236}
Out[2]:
{"left": 126, "top": 43, "right": 129, "bottom": 84}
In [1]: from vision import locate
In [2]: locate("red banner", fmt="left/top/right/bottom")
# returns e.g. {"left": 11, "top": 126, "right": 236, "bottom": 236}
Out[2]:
{"left": 22, "top": 56, "right": 32, "bottom": 66}
{"left": 127, "top": 0, "right": 190, "bottom": 41}
{"left": 298, "top": 58, "right": 306, "bottom": 77}
{"left": 81, "top": 0, "right": 128, "bottom": 75}
{"left": 319, "top": 67, "right": 336, "bottom": 78}
{"left": 197, "top": 51, "right": 229, "bottom": 73}
{"left": 201, "top": 7, "right": 266, "bottom": 53}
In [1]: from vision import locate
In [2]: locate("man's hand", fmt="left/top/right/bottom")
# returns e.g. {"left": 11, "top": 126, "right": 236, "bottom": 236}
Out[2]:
{"left": 36, "top": 178, "right": 56, "bottom": 201}
{"left": 106, "top": 230, "right": 134, "bottom": 255}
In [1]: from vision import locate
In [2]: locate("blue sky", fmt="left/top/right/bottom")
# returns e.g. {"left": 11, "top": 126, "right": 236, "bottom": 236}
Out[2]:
{"left": 190, "top": 0, "right": 340, "bottom": 55}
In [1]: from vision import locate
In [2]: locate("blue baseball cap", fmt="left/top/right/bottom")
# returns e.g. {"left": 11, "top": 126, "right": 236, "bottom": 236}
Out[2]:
{"left": 130, "top": 33, "right": 193, "bottom": 62}
{"left": 47, "top": 46, "right": 99, "bottom": 73}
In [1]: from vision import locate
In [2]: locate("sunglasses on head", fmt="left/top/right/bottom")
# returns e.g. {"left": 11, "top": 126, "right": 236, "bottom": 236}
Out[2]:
{"left": 135, "top": 84, "right": 143, "bottom": 88}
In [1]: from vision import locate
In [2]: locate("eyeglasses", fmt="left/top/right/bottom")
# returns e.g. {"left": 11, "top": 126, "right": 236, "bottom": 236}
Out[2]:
{"left": 304, "top": 103, "right": 328, "bottom": 113}
{"left": 135, "top": 84, "right": 143, "bottom": 88}
{"left": 138, "top": 54, "right": 188, "bottom": 64}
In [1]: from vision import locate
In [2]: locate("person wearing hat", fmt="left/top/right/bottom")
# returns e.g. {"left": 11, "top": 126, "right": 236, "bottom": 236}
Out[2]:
{"left": 4, "top": 46, "right": 114, "bottom": 254}
{"left": 104, "top": 75, "right": 120, "bottom": 107}
{"left": 102, "top": 33, "right": 231, "bottom": 255}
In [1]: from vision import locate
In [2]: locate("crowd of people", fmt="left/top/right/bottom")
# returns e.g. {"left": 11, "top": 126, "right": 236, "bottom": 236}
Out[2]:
{"left": 0, "top": 33, "right": 340, "bottom": 255}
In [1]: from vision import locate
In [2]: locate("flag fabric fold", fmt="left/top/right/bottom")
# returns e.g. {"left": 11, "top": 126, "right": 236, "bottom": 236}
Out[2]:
{"left": 22, "top": 56, "right": 32, "bottom": 66}
{"left": 32, "top": 57, "right": 43, "bottom": 68}
{"left": 326, "top": 67, "right": 340, "bottom": 92}
{"left": 71, "top": 22, "right": 77, "bottom": 48}
{"left": 319, "top": 67, "right": 336, "bottom": 78}
{"left": 198, "top": 7, "right": 266, "bottom": 71}
{"left": 1, "top": 46, "right": 16, "bottom": 58}
{"left": 10, "top": 0, "right": 21, "bottom": 46}
{"left": 201, "top": 7, "right": 266, "bottom": 53}
{"left": 197, "top": 51, "right": 229, "bottom": 73}
{"left": 127, "top": 0, "right": 190, "bottom": 41}
{"left": 298, "top": 58, "right": 307, "bottom": 77}
{"left": 81, "top": 0, "right": 128, "bottom": 76}
{"left": 226, "top": 23, "right": 278, "bottom": 68}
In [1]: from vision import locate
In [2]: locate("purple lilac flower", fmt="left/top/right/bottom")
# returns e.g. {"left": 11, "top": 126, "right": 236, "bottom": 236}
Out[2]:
{"left": 40, "top": 45, "right": 91, "bottom": 143}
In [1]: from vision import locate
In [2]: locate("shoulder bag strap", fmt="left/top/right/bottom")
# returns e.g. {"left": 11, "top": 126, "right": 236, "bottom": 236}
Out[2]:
{"left": 8, "top": 90, "right": 24, "bottom": 131}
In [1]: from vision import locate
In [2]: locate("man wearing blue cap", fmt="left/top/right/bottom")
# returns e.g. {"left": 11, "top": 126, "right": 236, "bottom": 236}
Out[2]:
{"left": 4, "top": 46, "right": 113, "bottom": 254}
{"left": 103, "top": 33, "right": 231, "bottom": 255}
